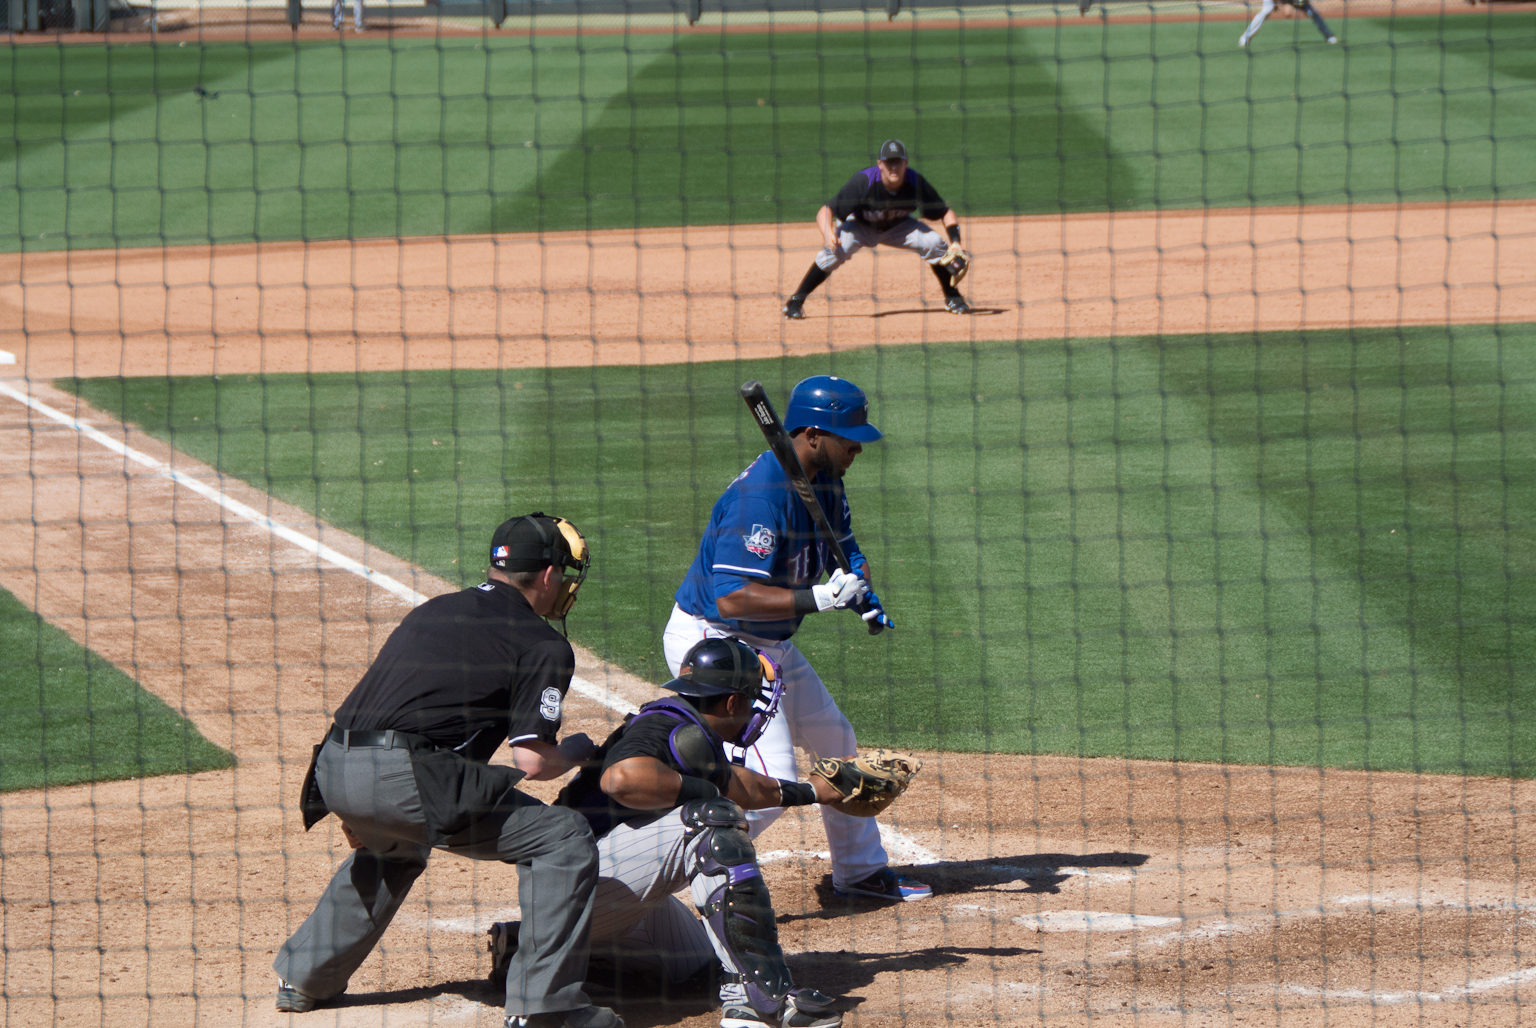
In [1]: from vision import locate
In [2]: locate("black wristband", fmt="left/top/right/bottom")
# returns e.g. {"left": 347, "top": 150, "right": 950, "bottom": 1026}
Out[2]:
{"left": 792, "top": 589, "right": 819, "bottom": 616}
{"left": 778, "top": 780, "right": 818, "bottom": 807}
{"left": 946, "top": 224, "right": 962, "bottom": 243}
{"left": 674, "top": 776, "right": 721, "bottom": 805}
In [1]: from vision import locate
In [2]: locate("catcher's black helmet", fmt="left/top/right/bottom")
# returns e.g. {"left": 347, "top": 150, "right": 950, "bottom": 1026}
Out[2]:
{"left": 663, "top": 637, "right": 784, "bottom": 747}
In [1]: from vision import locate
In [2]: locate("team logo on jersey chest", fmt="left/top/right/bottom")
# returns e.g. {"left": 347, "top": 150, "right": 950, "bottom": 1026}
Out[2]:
{"left": 743, "top": 524, "right": 776, "bottom": 559}
{"left": 540, "top": 687, "right": 563, "bottom": 721}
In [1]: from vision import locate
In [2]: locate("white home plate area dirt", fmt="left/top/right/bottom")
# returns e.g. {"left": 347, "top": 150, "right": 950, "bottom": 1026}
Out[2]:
{"left": 1, "top": 205, "right": 1534, "bottom": 1028}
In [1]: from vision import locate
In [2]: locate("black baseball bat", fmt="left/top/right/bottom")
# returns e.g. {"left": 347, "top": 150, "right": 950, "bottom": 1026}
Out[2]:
{"left": 739, "top": 380, "right": 885, "bottom": 635}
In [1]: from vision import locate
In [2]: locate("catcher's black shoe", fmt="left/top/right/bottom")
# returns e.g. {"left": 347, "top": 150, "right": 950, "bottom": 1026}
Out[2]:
{"left": 275, "top": 978, "right": 330, "bottom": 1012}
{"left": 943, "top": 294, "right": 972, "bottom": 315}
{"left": 782, "top": 296, "right": 805, "bottom": 320}
{"left": 487, "top": 920, "right": 521, "bottom": 988}
{"left": 720, "top": 987, "right": 842, "bottom": 1028}
{"left": 832, "top": 868, "right": 932, "bottom": 902}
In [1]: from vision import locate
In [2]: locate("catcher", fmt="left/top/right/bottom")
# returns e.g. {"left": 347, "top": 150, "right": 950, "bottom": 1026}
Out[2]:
{"left": 496, "top": 638, "right": 920, "bottom": 1028}
{"left": 782, "top": 139, "right": 972, "bottom": 319}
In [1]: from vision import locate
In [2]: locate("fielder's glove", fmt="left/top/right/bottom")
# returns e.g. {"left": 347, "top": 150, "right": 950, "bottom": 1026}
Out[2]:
{"left": 937, "top": 243, "right": 970, "bottom": 288}
{"left": 810, "top": 749, "right": 922, "bottom": 818}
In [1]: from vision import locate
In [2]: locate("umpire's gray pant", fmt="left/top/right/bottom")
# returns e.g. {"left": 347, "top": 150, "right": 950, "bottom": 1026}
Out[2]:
{"left": 273, "top": 738, "right": 598, "bottom": 1017}
{"left": 813, "top": 216, "right": 948, "bottom": 273}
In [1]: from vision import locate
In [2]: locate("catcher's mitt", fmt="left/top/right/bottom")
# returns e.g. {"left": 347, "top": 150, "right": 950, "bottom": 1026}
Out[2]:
{"left": 810, "top": 749, "right": 922, "bottom": 817}
{"left": 937, "top": 243, "right": 970, "bottom": 288}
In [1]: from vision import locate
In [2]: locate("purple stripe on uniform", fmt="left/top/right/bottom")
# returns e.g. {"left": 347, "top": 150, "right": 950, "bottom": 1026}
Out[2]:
{"left": 862, "top": 166, "right": 880, "bottom": 185}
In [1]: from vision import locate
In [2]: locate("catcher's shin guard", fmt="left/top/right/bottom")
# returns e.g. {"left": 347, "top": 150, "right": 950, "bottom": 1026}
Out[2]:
{"left": 685, "top": 800, "right": 795, "bottom": 1017}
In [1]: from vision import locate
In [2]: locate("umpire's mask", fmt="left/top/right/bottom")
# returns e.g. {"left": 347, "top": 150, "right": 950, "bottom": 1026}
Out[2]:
{"left": 490, "top": 513, "right": 590, "bottom": 619}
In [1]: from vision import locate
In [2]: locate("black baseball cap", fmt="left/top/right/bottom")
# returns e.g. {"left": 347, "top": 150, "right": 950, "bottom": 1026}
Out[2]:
{"left": 489, "top": 512, "right": 582, "bottom": 572}
{"left": 878, "top": 139, "right": 908, "bottom": 162}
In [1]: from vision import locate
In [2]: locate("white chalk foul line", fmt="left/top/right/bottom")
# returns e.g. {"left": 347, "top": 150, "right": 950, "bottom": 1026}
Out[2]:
{"left": 1, "top": 380, "right": 945, "bottom": 866}
{"left": 0, "top": 380, "right": 429, "bottom": 609}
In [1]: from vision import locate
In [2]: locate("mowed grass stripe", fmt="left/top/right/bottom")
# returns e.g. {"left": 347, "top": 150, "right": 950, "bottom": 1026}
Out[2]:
{"left": 5, "top": 15, "right": 1533, "bottom": 250}
{"left": 0, "top": 585, "right": 234, "bottom": 792}
{"left": 60, "top": 324, "right": 1536, "bottom": 776}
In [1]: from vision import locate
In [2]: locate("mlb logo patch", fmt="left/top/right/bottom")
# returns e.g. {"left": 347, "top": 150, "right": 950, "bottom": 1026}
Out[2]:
{"left": 743, "top": 524, "right": 776, "bottom": 559}
{"left": 493, "top": 545, "right": 509, "bottom": 559}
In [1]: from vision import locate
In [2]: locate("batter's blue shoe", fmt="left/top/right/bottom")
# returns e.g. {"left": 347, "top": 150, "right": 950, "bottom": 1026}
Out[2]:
{"left": 832, "top": 868, "right": 932, "bottom": 902}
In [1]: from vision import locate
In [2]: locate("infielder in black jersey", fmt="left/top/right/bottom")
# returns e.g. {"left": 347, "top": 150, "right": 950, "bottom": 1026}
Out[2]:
{"left": 275, "top": 514, "right": 617, "bottom": 1028}
{"left": 782, "top": 138, "right": 972, "bottom": 320}
{"left": 489, "top": 639, "right": 860, "bottom": 1028}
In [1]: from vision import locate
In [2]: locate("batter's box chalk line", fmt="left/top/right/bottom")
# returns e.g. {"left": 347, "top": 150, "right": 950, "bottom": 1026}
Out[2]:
{"left": 0, "top": 380, "right": 941, "bottom": 865}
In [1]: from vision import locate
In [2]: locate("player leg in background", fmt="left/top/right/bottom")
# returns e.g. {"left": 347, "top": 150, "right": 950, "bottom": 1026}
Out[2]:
{"left": 1301, "top": 1, "right": 1337, "bottom": 42}
{"left": 1239, "top": 0, "right": 1275, "bottom": 46}
{"left": 743, "top": 642, "right": 932, "bottom": 902}
{"left": 882, "top": 218, "right": 970, "bottom": 315}
{"left": 781, "top": 220, "right": 875, "bottom": 319}
{"left": 351, "top": 0, "right": 364, "bottom": 31}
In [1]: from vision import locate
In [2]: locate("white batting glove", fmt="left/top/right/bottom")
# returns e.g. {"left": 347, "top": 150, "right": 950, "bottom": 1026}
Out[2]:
{"left": 812, "top": 568, "right": 870, "bottom": 612}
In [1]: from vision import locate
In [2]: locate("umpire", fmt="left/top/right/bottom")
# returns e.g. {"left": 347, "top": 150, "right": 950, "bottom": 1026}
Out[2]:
{"left": 274, "top": 513, "right": 620, "bottom": 1028}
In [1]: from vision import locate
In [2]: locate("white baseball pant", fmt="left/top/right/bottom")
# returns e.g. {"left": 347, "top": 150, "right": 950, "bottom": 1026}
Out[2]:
{"left": 813, "top": 216, "right": 948, "bottom": 273}
{"left": 662, "top": 604, "right": 888, "bottom": 890}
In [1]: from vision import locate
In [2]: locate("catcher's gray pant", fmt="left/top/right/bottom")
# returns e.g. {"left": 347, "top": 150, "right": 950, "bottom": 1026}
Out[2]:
{"left": 589, "top": 808, "right": 775, "bottom": 1001}
{"left": 273, "top": 738, "right": 597, "bottom": 1017}
{"left": 663, "top": 604, "right": 887, "bottom": 889}
{"left": 813, "top": 216, "right": 948, "bottom": 273}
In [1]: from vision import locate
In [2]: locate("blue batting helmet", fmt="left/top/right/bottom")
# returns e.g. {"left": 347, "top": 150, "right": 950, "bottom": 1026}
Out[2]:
{"left": 782, "top": 375, "right": 883, "bottom": 443}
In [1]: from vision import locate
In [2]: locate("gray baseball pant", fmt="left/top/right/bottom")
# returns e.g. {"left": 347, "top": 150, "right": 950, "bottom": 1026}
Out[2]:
{"left": 588, "top": 809, "right": 753, "bottom": 991}
{"left": 273, "top": 738, "right": 598, "bottom": 1017}
{"left": 813, "top": 216, "right": 948, "bottom": 273}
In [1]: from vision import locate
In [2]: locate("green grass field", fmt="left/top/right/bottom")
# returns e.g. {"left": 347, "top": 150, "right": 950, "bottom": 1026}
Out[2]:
{"left": 4, "top": 13, "right": 1532, "bottom": 250}
{"left": 62, "top": 323, "right": 1536, "bottom": 777}
{"left": 0, "top": 585, "right": 235, "bottom": 792}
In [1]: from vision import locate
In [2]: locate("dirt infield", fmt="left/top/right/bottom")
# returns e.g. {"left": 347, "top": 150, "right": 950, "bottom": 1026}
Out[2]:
{"left": 1, "top": 203, "right": 1533, "bottom": 1028}
{"left": 3, "top": 201, "right": 1532, "bottom": 379}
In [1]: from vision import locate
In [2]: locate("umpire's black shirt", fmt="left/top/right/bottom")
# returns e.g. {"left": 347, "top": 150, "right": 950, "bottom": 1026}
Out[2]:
{"left": 333, "top": 580, "right": 573, "bottom": 763}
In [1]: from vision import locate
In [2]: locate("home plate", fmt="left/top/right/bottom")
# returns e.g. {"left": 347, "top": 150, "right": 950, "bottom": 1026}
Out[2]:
{"left": 1016, "top": 911, "right": 1183, "bottom": 932}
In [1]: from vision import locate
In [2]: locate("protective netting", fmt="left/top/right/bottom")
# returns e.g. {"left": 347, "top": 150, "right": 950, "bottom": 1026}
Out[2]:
{"left": 1, "top": 3, "right": 1532, "bottom": 1027}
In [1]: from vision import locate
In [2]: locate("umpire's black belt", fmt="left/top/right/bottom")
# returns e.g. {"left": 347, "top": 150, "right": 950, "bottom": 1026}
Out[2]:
{"left": 327, "top": 725, "right": 440, "bottom": 751}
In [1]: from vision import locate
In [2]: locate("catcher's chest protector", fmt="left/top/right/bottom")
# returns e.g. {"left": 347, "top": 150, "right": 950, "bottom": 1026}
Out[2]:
{"left": 631, "top": 698, "right": 730, "bottom": 779}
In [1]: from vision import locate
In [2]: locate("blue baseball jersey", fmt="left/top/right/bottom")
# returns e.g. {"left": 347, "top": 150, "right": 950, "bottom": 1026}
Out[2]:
{"left": 675, "top": 452, "right": 865, "bottom": 641}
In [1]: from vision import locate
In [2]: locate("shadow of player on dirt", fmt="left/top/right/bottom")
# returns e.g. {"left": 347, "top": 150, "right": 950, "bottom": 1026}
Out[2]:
{"left": 866, "top": 306, "right": 1011, "bottom": 318}
{"left": 774, "top": 851, "right": 1150, "bottom": 919}
{"left": 786, "top": 945, "right": 1039, "bottom": 1008}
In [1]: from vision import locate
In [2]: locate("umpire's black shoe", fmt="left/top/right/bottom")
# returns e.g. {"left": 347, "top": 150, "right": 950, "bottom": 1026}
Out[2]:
{"left": 506, "top": 1006, "right": 623, "bottom": 1028}
{"left": 487, "top": 920, "right": 521, "bottom": 988}
{"left": 782, "top": 296, "right": 805, "bottom": 320}
{"left": 944, "top": 294, "right": 972, "bottom": 315}
{"left": 275, "top": 978, "right": 331, "bottom": 1012}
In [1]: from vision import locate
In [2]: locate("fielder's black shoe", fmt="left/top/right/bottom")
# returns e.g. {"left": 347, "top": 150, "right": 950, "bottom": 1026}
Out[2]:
{"left": 720, "top": 987, "right": 842, "bottom": 1028}
{"left": 487, "top": 920, "right": 520, "bottom": 988}
{"left": 275, "top": 978, "right": 328, "bottom": 1012}
{"left": 943, "top": 294, "right": 972, "bottom": 315}
{"left": 782, "top": 297, "right": 805, "bottom": 320}
{"left": 505, "top": 1006, "right": 623, "bottom": 1028}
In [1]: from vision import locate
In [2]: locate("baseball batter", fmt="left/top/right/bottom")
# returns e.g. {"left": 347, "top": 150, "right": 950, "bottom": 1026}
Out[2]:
{"left": 1239, "top": 0, "right": 1337, "bottom": 46}
{"left": 782, "top": 139, "right": 972, "bottom": 320}
{"left": 664, "top": 375, "right": 931, "bottom": 903}
{"left": 276, "top": 514, "right": 616, "bottom": 1028}
{"left": 526, "top": 637, "right": 910, "bottom": 1028}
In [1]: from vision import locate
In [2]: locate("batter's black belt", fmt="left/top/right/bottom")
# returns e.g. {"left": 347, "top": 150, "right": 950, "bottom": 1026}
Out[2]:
{"left": 327, "top": 725, "right": 441, "bottom": 751}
